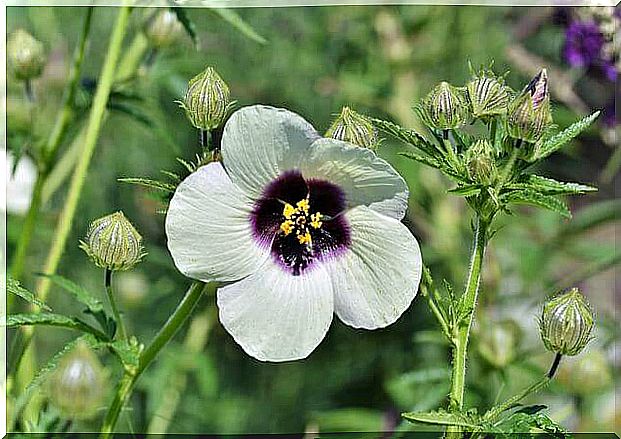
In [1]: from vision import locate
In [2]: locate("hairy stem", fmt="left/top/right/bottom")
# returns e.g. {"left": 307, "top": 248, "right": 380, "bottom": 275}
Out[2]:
{"left": 447, "top": 216, "right": 489, "bottom": 435}
{"left": 9, "top": 8, "right": 93, "bottom": 285}
{"left": 105, "top": 269, "right": 127, "bottom": 341}
{"left": 100, "top": 281, "right": 209, "bottom": 438}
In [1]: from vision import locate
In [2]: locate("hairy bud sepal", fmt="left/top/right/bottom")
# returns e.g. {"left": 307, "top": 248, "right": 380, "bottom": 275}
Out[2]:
{"left": 466, "top": 68, "right": 511, "bottom": 119}
{"left": 8, "top": 29, "right": 46, "bottom": 81}
{"left": 80, "top": 211, "right": 145, "bottom": 271}
{"left": 416, "top": 81, "right": 469, "bottom": 131}
{"left": 48, "top": 341, "right": 106, "bottom": 420}
{"left": 325, "top": 106, "right": 378, "bottom": 149}
{"left": 507, "top": 69, "right": 553, "bottom": 143}
{"left": 179, "top": 66, "right": 232, "bottom": 131}
{"left": 539, "top": 287, "right": 594, "bottom": 356}
{"left": 464, "top": 139, "right": 497, "bottom": 185}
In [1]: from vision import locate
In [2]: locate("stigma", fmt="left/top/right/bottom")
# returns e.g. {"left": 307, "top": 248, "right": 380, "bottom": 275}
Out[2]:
{"left": 279, "top": 197, "right": 323, "bottom": 245}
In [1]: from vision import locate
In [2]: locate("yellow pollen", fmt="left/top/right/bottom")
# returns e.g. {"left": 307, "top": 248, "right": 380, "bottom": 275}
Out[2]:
{"left": 283, "top": 203, "right": 296, "bottom": 219}
{"left": 310, "top": 212, "right": 323, "bottom": 229}
{"left": 279, "top": 197, "right": 322, "bottom": 246}
{"left": 297, "top": 231, "right": 312, "bottom": 245}
{"left": 280, "top": 220, "right": 294, "bottom": 236}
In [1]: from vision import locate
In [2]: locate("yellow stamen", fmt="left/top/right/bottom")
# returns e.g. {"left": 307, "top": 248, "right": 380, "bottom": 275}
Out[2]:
{"left": 310, "top": 212, "right": 323, "bottom": 229}
{"left": 280, "top": 220, "right": 294, "bottom": 236}
{"left": 283, "top": 203, "right": 296, "bottom": 219}
{"left": 296, "top": 198, "right": 310, "bottom": 214}
{"left": 297, "top": 231, "right": 312, "bottom": 245}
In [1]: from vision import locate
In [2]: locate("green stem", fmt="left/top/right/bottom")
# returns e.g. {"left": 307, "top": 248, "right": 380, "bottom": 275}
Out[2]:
{"left": 9, "top": 8, "right": 93, "bottom": 285}
{"left": 105, "top": 269, "right": 127, "bottom": 341}
{"left": 447, "top": 216, "right": 489, "bottom": 434}
{"left": 497, "top": 142, "right": 520, "bottom": 188}
{"left": 99, "top": 281, "right": 209, "bottom": 438}
{"left": 36, "top": 5, "right": 131, "bottom": 302}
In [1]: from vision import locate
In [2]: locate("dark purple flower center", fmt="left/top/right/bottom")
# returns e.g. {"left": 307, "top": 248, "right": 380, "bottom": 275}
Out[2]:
{"left": 250, "top": 170, "right": 351, "bottom": 276}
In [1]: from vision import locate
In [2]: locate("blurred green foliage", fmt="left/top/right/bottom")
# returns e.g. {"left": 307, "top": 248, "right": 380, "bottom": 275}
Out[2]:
{"left": 6, "top": 5, "right": 619, "bottom": 435}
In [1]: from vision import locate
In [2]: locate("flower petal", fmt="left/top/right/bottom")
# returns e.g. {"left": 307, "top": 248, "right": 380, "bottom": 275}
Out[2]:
{"left": 217, "top": 261, "right": 334, "bottom": 362}
{"left": 165, "top": 162, "right": 267, "bottom": 282}
{"left": 221, "top": 105, "right": 320, "bottom": 197}
{"left": 302, "top": 138, "right": 409, "bottom": 220}
{"left": 330, "top": 206, "right": 422, "bottom": 329}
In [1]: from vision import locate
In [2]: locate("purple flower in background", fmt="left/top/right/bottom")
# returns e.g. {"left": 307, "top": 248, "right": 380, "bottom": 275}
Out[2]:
{"left": 603, "top": 100, "right": 617, "bottom": 128}
{"left": 563, "top": 20, "right": 605, "bottom": 68}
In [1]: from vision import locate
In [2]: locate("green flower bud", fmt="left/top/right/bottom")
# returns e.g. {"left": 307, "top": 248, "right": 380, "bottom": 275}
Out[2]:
{"left": 7, "top": 29, "right": 46, "bottom": 81}
{"left": 507, "top": 69, "right": 553, "bottom": 143}
{"left": 180, "top": 66, "right": 231, "bottom": 131}
{"left": 144, "top": 10, "right": 184, "bottom": 49}
{"left": 477, "top": 319, "right": 521, "bottom": 369}
{"left": 464, "top": 139, "right": 497, "bottom": 185}
{"left": 466, "top": 71, "right": 510, "bottom": 119}
{"left": 325, "top": 106, "right": 378, "bottom": 149}
{"left": 80, "top": 211, "right": 145, "bottom": 271}
{"left": 539, "top": 287, "right": 594, "bottom": 356}
{"left": 48, "top": 341, "right": 105, "bottom": 420}
{"left": 416, "top": 81, "right": 468, "bottom": 130}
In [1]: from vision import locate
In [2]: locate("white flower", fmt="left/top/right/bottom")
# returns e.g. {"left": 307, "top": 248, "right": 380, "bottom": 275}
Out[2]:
{"left": 166, "top": 105, "right": 422, "bottom": 362}
{"left": 3, "top": 150, "right": 37, "bottom": 215}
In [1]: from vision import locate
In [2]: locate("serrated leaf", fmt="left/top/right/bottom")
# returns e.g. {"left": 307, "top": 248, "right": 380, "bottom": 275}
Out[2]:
{"left": 496, "top": 411, "right": 568, "bottom": 435}
{"left": 372, "top": 118, "right": 443, "bottom": 160}
{"left": 172, "top": 7, "right": 199, "bottom": 49}
{"left": 5, "top": 313, "right": 109, "bottom": 340}
{"left": 508, "top": 175, "right": 597, "bottom": 195}
{"left": 502, "top": 189, "right": 571, "bottom": 219}
{"left": 448, "top": 184, "right": 482, "bottom": 197}
{"left": 118, "top": 177, "right": 176, "bottom": 193}
{"left": 37, "top": 274, "right": 103, "bottom": 313}
{"left": 7, "top": 276, "right": 51, "bottom": 311}
{"left": 211, "top": 9, "right": 267, "bottom": 45}
{"left": 532, "top": 111, "right": 600, "bottom": 161}
{"left": 399, "top": 151, "right": 443, "bottom": 169}
{"left": 110, "top": 338, "right": 143, "bottom": 375}
{"left": 403, "top": 409, "right": 478, "bottom": 428}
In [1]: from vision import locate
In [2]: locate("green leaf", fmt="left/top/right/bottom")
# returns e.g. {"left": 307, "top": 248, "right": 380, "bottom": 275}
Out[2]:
{"left": 110, "top": 337, "right": 143, "bottom": 375}
{"left": 7, "top": 276, "right": 51, "bottom": 311}
{"left": 508, "top": 175, "right": 597, "bottom": 195}
{"left": 403, "top": 409, "right": 478, "bottom": 428}
{"left": 399, "top": 151, "right": 443, "bottom": 170}
{"left": 5, "top": 313, "right": 109, "bottom": 340}
{"left": 211, "top": 9, "right": 267, "bottom": 45}
{"left": 532, "top": 111, "right": 600, "bottom": 161}
{"left": 448, "top": 184, "right": 482, "bottom": 197}
{"left": 118, "top": 177, "right": 176, "bottom": 193}
{"left": 502, "top": 189, "right": 571, "bottom": 219}
{"left": 495, "top": 411, "right": 568, "bottom": 435}
{"left": 108, "top": 101, "right": 153, "bottom": 127}
{"left": 372, "top": 117, "right": 443, "bottom": 160}
{"left": 38, "top": 274, "right": 103, "bottom": 312}
{"left": 172, "top": 7, "right": 200, "bottom": 49}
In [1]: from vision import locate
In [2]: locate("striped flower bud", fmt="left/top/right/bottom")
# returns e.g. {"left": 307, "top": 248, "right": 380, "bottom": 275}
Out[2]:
{"left": 7, "top": 29, "right": 46, "bottom": 81}
{"left": 466, "top": 71, "right": 510, "bottom": 119}
{"left": 48, "top": 341, "right": 105, "bottom": 420}
{"left": 539, "top": 287, "right": 594, "bottom": 356}
{"left": 416, "top": 81, "right": 468, "bottom": 130}
{"left": 325, "top": 106, "right": 378, "bottom": 149}
{"left": 464, "top": 139, "right": 497, "bottom": 185}
{"left": 507, "top": 69, "right": 553, "bottom": 143}
{"left": 144, "top": 10, "right": 184, "bottom": 49}
{"left": 180, "top": 66, "right": 231, "bottom": 131}
{"left": 80, "top": 211, "right": 145, "bottom": 271}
